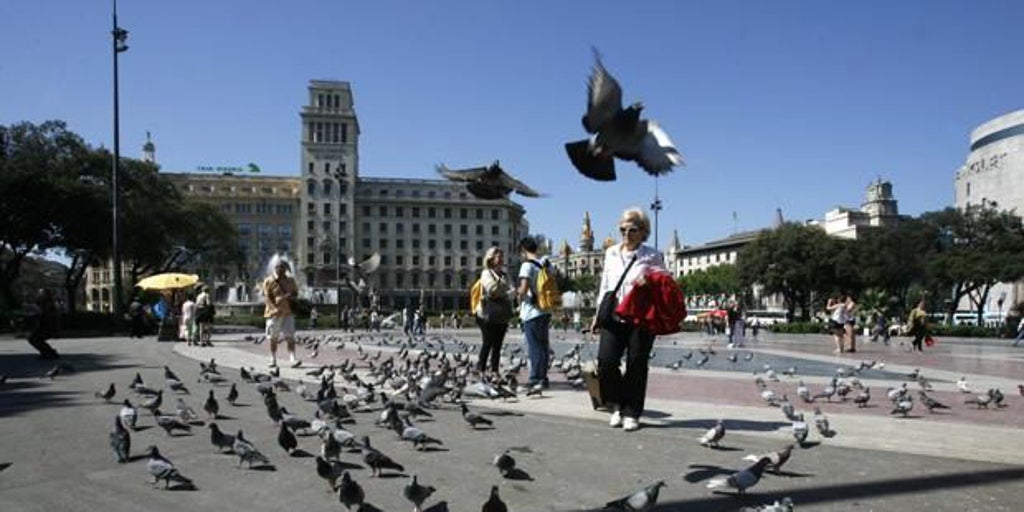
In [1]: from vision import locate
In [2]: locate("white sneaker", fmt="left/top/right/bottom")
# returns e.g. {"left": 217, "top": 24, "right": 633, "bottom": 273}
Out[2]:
{"left": 268, "top": 358, "right": 278, "bottom": 368}
{"left": 609, "top": 410, "right": 623, "bottom": 428}
{"left": 623, "top": 417, "right": 640, "bottom": 432}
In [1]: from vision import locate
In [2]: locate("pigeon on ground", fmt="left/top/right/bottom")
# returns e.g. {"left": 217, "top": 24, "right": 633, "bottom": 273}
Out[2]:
{"left": 854, "top": 387, "right": 871, "bottom": 408}
{"left": 153, "top": 409, "right": 192, "bottom": 436}
{"left": 957, "top": 376, "right": 971, "bottom": 393}
{"left": 278, "top": 422, "right": 298, "bottom": 454}
{"left": 965, "top": 392, "right": 993, "bottom": 409}
{"left": 146, "top": 446, "right": 194, "bottom": 489}
{"left": 315, "top": 456, "right": 344, "bottom": 491}
{"left": 140, "top": 390, "right": 163, "bottom": 415}
{"left": 565, "top": 49, "right": 684, "bottom": 181}
{"left": 493, "top": 450, "right": 516, "bottom": 477}
{"left": 918, "top": 391, "right": 951, "bottom": 413}
{"left": 280, "top": 407, "right": 312, "bottom": 432}
{"left": 119, "top": 399, "right": 138, "bottom": 430}
{"left": 321, "top": 429, "right": 342, "bottom": 460}
{"left": 110, "top": 416, "right": 131, "bottom": 463}
{"left": 779, "top": 395, "right": 797, "bottom": 421}
{"left": 174, "top": 398, "right": 199, "bottom": 424}
{"left": 699, "top": 419, "right": 726, "bottom": 448}
{"left": 891, "top": 396, "right": 914, "bottom": 416}
{"left": 743, "top": 444, "right": 793, "bottom": 474}
{"left": 361, "top": 436, "right": 404, "bottom": 477}
{"left": 791, "top": 414, "right": 808, "bottom": 445}
{"left": 706, "top": 457, "right": 771, "bottom": 495}
{"left": 337, "top": 471, "right": 365, "bottom": 509}
{"left": 226, "top": 383, "right": 239, "bottom": 405}
{"left": 740, "top": 497, "right": 795, "bottom": 512}
{"left": 95, "top": 383, "right": 116, "bottom": 402}
{"left": 604, "top": 480, "right": 665, "bottom": 511}
{"left": 461, "top": 403, "right": 494, "bottom": 428}
{"left": 482, "top": 485, "right": 508, "bottom": 512}
{"left": 233, "top": 430, "right": 271, "bottom": 468}
{"left": 403, "top": 474, "right": 436, "bottom": 512}
{"left": 990, "top": 388, "right": 1006, "bottom": 407}
{"left": 436, "top": 161, "right": 542, "bottom": 200}
{"left": 400, "top": 418, "right": 443, "bottom": 451}
{"left": 796, "top": 381, "right": 812, "bottom": 403}
{"left": 813, "top": 407, "right": 835, "bottom": 438}
{"left": 207, "top": 422, "right": 235, "bottom": 453}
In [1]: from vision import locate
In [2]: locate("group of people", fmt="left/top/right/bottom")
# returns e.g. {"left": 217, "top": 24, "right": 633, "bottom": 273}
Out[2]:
{"left": 472, "top": 207, "right": 670, "bottom": 432}
{"left": 177, "top": 285, "right": 214, "bottom": 347}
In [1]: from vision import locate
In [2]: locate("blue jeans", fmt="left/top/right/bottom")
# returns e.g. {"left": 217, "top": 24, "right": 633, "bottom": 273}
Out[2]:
{"left": 1013, "top": 330, "right": 1024, "bottom": 346}
{"left": 523, "top": 314, "right": 551, "bottom": 386}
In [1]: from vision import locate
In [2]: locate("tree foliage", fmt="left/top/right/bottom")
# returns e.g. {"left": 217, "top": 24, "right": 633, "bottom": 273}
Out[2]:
{"left": 678, "top": 264, "right": 739, "bottom": 297}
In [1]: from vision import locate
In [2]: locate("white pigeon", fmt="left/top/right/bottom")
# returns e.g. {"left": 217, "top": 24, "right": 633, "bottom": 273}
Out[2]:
{"left": 791, "top": 414, "right": 808, "bottom": 445}
{"left": 957, "top": 376, "right": 971, "bottom": 394}
{"left": 740, "top": 497, "right": 795, "bottom": 512}
{"left": 698, "top": 419, "right": 726, "bottom": 447}
{"left": 796, "top": 381, "right": 812, "bottom": 403}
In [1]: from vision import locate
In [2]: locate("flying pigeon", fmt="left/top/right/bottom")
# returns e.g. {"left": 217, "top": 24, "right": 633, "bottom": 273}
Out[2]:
{"left": 604, "top": 480, "right": 665, "bottom": 511}
{"left": 403, "top": 474, "right": 436, "bottom": 512}
{"left": 565, "top": 49, "right": 684, "bottom": 181}
{"left": 706, "top": 457, "right": 771, "bottom": 495}
{"left": 145, "top": 446, "right": 194, "bottom": 489}
{"left": 698, "top": 419, "right": 725, "bottom": 448}
{"left": 436, "top": 161, "right": 542, "bottom": 200}
{"left": 110, "top": 415, "right": 131, "bottom": 463}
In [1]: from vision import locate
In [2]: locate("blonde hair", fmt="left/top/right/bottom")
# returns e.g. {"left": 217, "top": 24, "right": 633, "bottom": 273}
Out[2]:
{"left": 619, "top": 207, "right": 651, "bottom": 242}
{"left": 482, "top": 246, "right": 504, "bottom": 269}
{"left": 267, "top": 253, "right": 294, "bottom": 278}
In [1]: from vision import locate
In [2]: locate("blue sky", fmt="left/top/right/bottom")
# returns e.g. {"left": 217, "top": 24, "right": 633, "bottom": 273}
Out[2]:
{"left": 3, "top": 0, "right": 1023, "bottom": 250}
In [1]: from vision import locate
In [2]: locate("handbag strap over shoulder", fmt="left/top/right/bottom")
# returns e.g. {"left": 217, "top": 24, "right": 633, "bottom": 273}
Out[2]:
{"left": 610, "top": 254, "right": 638, "bottom": 296}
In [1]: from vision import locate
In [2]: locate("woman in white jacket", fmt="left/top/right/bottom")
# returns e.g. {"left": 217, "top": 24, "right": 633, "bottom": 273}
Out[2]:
{"left": 590, "top": 207, "right": 666, "bottom": 432}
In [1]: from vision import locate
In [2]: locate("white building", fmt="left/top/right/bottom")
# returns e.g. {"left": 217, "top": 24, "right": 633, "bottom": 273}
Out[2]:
{"left": 953, "top": 108, "right": 1024, "bottom": 316}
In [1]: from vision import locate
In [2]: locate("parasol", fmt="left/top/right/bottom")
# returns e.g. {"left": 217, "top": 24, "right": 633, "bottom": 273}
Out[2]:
{"left": 136, "top": 273, "right": 200, "bottom": 290}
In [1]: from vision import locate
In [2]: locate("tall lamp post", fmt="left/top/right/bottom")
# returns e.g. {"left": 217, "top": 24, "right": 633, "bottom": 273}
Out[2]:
{"left": 111, "top": 0, "right": 129, "bottom": 321}
{"left": 650, "top": 177, "right": 663, "bottom": 250}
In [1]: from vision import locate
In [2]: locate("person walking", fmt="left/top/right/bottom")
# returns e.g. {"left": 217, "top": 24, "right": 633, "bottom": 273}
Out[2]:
{"left": 907, "top": 297, "right": 929, "bottom": 352}
{"left": 128, "top": 295, "right": 147, "bottom": 338}
{"left": 1012, "top": 315, "right": 1024, "bottom": 347}
{"left": 590, "top": 207, "right": 666, "bottom": 432}
{"left": 262, "top": 256, "right": 301, "bottom": 368}
{"left": 309, "top": 306, "right": 318, "bottom": 330}
{"left": 517, "top": 237, "right": 553, "bottom": 390}
{"left": 844, "top": 295, "right": 859, "bottom": 353}
{"left": 25, "top": 288, "right": 60, "bottom": 359}
{"left": 475, "top": 246, "right": 513, "bottom": 376}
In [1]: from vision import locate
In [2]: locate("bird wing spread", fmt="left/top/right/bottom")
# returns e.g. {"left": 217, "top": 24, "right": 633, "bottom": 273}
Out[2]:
{"left": 436, "top": 164, "right": 490, "bottom": 182}
{"left": 631, "top": 121, "right": 684, "bottom": 175}
{"left": 583, "top": 55, "right": 623, "bottom": 133}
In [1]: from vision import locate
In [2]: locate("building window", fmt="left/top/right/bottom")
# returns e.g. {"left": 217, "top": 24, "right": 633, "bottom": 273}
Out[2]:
{"left": 396, "top": 206, "right": 404, "bottom": 217}
{"left": 476, "top": 209, "right": 483, "bottom": 219}
{"left": 397, "top": 239, "right": 405, "bottom": 249}
{"left": 428, "top": 239, "right": 436, "bottom": 249}
{"left": 412, "top": 207, "right": 420, "bottom": 218}
{"left": 412, "top": 223, "right": 421, "bottom": 234}
{"left": 491, "top": 209, "right": 499, "bottom": 220}
{"left": 307, "top": 181, "right": 316, "bottom": 195}
{"left": 323, "top": 203, "right": 331, "bottom": 216}
{"left": 396, "top": 255, "right": 404, "bottom": 266}
{"left": 428, "top": 207, "right": 436, "bottom": 218}
{"left": 362, "top": 222, "right": 370, "bottom": 232}
{"left": 412, "top": 256, "right": 420, "bottom": 266}
{"left": 460, "top": 225, "right": 468, "bottom": 235}
{"left": 308, "top": 162, "right": 314, "bottom": 174}
{"left": 444, "top": 224, "right": 452, "bottom": 235}
{"left": 412, "top": 274, "right": 420, "bottom": 287}
{"left": 323, "top": 251, "right": 332, "bottom": 264}
{"left": 412, "top": 239, "right": 420, "bottom": 249}
{"left": 444, "top": 240, "right": 452, "bottom": 249}
{"left": 460, "top": 208, "right": 468, "bottom": 219}
{"left": 362, "top": 238, "right": 370, "bottom": 248}
{"left": 461, "top": 240, "right": 469, "bottom": 250}
{"left": 396, "top": 223, "right": 404, "bottom": 233}
{"left": 379, "top": 239, "right": 388, "bottom": 249}
{"left": 324, "top": 162, "right": 331, "bottom": 177}
{"left": 444, "top": 256, "right": 452, "bottom": 266}
{"left": 475, "top": 241, "right": 483, "bottom": 251}
{"left": 491, "top": 225, "right": 499, "bottom": 236}
{"left": 429, "top": 256, "right": 436, "bottom": 266}
{"left": 379, "top": 205, "right": 388, "bottom": 216}
{"left": 379, "top": 222, "right": 388, "bottom": 233}
{"left": 322, "top": 221, "right": 331, "bottom": 232}
{"left": 476, "top": 225, "right": 483, "bottom": 235}
{"left": 341, "top": 123, "right": 348, "bottom": 143}
{"left": 396, "top": 273, "right": 405, "bottom": 287}
{"left": 428, "top": 224, "right": 436, "bottom": 235}
{"left": 444, "top": 208, "right": 452, "bottom": 219}
{"left": 363, "top": 206, "right": 371, "bottom": 216}
{"left": 460, "top": 256, "right": 467, "bottom": 266}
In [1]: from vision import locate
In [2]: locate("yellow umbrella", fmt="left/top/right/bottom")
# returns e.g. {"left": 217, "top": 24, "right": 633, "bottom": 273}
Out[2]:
{"left": 136, "top": 273, "right": 200, "bottom": 290}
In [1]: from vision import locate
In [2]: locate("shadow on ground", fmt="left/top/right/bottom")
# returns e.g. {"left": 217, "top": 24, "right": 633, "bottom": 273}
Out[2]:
{"left": 0, "top": 351, "right": 135, "bottom": 418}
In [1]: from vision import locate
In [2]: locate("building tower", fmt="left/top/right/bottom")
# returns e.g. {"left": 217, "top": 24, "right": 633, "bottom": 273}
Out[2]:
{"left": 297, "top": 80, "right": 360, "bottom": 293}
{"left": 579, "top": 211, "right": 595, "bottom": 252}
{"left": 142, "top": 131, "right": 155, "bottom": 164}
{"left": 773, "top": 207, "right": 785, "bottom": 228}
{"left": 862, "top": 178, "right": 899, "bottom": 226}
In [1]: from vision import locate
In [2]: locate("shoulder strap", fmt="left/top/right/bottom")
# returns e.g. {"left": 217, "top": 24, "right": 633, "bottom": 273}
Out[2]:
{"left": 611, "top": 254, "right": 638, "bottom": 295}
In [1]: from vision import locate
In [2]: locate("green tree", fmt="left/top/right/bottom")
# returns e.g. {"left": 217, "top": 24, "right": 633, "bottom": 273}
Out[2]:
{"left": 737, "top": 223, "right": 836, "bottom": 321}
{"left": 0, "top": 121, "right": 91, "bottom": 310}
{"left": 922, "top": 203, "right": 1024, "bottom": 324}
{"left": 678, "top": 264, "right": 740, "bottom": 297}
{"left": 856, "top": 219, "right": 935, "bottom": 316}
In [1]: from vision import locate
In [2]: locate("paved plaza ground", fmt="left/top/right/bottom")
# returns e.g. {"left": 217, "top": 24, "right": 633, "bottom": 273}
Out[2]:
{"left": 1, "top": 326, "right": 1022, "bottom": 511}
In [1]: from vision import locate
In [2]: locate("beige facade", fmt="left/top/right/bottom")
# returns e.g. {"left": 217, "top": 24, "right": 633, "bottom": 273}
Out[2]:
{"left": 819, "top": 180, "right": 901, "bottom": 239}
{"left": 953, "top": 108, "right": 1024, "bottom": 316}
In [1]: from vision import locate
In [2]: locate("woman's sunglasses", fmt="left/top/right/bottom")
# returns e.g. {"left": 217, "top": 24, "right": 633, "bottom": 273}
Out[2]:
{"left": 619, "top": 226, "right": 639, "bottom": 235}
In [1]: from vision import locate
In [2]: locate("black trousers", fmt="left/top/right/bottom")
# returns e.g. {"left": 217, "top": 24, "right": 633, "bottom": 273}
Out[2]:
{"left": 912, "top": 331, "right": 926, "bottom": 351}
{"left": 28, "top": 330, "right": 59, "bottom": 359}
{"left": 597, "top": 322, "right": 655, "bottom": 419}
{"left": 476, "top": 317, "right": 508, "bottom": 373}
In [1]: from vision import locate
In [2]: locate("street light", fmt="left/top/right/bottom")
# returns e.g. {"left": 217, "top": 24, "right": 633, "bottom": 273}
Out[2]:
{"left": 111, "top": 0, "right": 129, "bottom": 322}
{"left": 650, "top": 177, "right": 663, "bottom": 250}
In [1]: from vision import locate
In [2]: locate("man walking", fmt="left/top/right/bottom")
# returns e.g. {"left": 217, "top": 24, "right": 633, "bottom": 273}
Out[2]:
{"left": 263, "top": 256, "right": 301, "bottom": 368}
{"left": 517, "top": 237, "right": 551, "bottom": 391}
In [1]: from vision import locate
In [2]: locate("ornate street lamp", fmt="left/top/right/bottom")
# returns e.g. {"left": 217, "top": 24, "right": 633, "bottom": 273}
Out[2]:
{"left": 111, "top": 0, "right": 129, "bottom": 321}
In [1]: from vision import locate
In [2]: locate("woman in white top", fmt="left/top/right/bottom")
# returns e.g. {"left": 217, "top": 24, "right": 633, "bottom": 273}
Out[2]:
{"left": 180, "top": 293, "right": 197, "bottom": 346}
{"left": 589, "top": 207, "right": 666, "bottom": 432}
{"left": 826, "top": 294, "right": 848, "bottom": 353}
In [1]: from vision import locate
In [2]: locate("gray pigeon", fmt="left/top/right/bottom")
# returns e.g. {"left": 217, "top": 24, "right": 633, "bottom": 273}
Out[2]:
{"left": 110, "top": 415, "right": 131, "bottom": 463}
{"left": 743, "top": 444, "right": 793, "bottom": 474}
{"left": 145, "top": 446, "right": 194, "bottom": 489}
{"left": 604, "top": 480, "right": 665, "bottom": 511}
{"left": 207, "top": 422, "right": 235, "bottom": 453}
{"left": 119, "top": 399, "right": 138, "bottom": 430}
{"left": 153, "top": 409, "right": 192, "bottom": 436}
{"left": 565, "top": 49, "right": 684, "bottom": 181}
{"left": 95, "top": 383, "right": 116, "bottom": 402}
{"left": 403, "top": 474, "right": 436, "bottom": 512}
{"left": 698, "top": 419, "right": 725, "bottom": 447}
{"left": 233, "top": 429, "right": 271, "bottom": 468}
{"left": 493, "top": 450, "right": 516, "bottom": 477}
{"left": 706, "top": 457, "right": 771, "bottom": 495}
{"left": 791, "top": 414, "right": 808, "bottom": 445}
{"left": 437, "top": 161, "right": 542, "bottom": 200}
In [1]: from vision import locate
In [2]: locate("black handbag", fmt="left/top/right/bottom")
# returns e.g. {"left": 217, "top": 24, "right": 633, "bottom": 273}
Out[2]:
{"left": 596, "top": 254, "right": 636, "bottom": 330}
{"left": 477, "top": 270, "right": 513, "bottom": 324}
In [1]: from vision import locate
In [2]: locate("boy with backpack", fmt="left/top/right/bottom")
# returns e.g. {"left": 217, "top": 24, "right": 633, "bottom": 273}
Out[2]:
{"left": 516, "top": 237, "right": 562, "bottom": 391}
